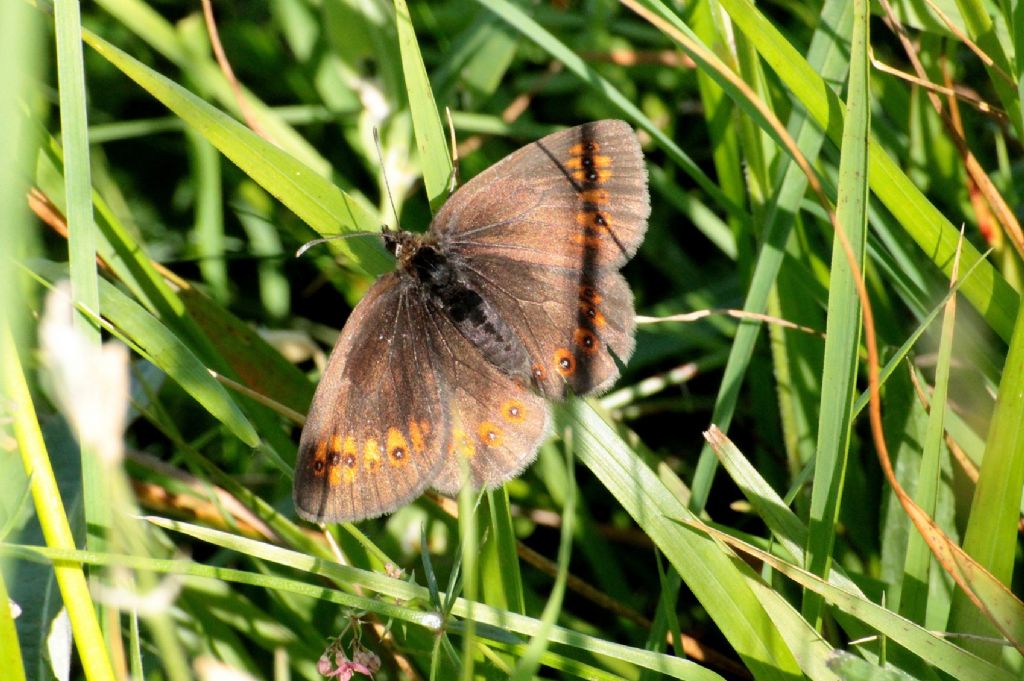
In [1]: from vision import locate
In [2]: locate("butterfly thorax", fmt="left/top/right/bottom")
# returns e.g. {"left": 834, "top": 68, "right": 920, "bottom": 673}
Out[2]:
{"left": 384, "top": 229, "right": 533, "bottom": 386}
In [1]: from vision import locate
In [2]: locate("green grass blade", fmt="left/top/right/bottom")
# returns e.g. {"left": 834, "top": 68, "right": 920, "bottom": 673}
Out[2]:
{"left": 481, "top": 489, "right": 525, "bottom": 616}
{"left": 897, "top": 249, "right": 960, "bottom": 623}
{"left": 81, "top": 29, "right": 391, "bottom": 276}
{"left": 1, "top": 329, "right": 115, "bottom": 681}
{"left": 717, "top": 0, "right": 1018, "bottom": 341}
{"left": 75, "top": 523, "right": 722, "bottom": 680}
{"left": 947, "top": 285, "right": 1024, "bottom": 655}
{"left": 557, "top": 401, "right": 804, "bottom": 680}
{"left": 31, "top": 263, "right": 259, "bottom": 447}
{"left": 55, "top": 0, "right": 110, "bottom": 564}
{"left": 394, "top": 0, "right": 452, "bottom": 211}
{"left": 696, "top": 524, "right": 1017, "bottom": 681}
{"left": 680, "top": 0, "right": 852, "bottom": 510}
{"left": 510, "top": 441, "right": 575, "bottom": 680}
{"left": 803, "top": 0, "right": 871, "bottom": 624}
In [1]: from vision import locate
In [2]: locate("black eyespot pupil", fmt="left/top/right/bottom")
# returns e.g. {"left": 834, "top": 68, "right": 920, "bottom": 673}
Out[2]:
{"left": 594, "top": 214, "right": 607, "bottom": 226}
{"left": 329, "top": 453, "right": 341, "bottom": 466}
{"left": 586, "top": 170, "right": 598, "bottom": 181}
{"left": 344, "top": 455, "right": 356, "bottom": 467}
{"left": 392, "top": 448, "right": 404, "bottom": 460}
{"left": 560, "top": 358, "right": 571, "bottom": 369}
{"left": 584, "top": 335, "right": 594, "bottom": 347}
{"left": 314, "top": 461, "right": 324, "bottom": 472}
{"left": 582, "top": 157, "right": 593, "bottom": 167}
{"left": 510, "top": 407, "right": 520, "bottom": 417}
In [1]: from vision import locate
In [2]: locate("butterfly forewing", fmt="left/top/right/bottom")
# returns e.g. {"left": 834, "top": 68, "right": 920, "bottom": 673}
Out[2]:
{"left": 432, "top": 119, "right": 648, "bottom": 398}
{"left": 432, "top": 120, "right": 649, "bottom": 271}
{"left": 293, "top": 276, "right": 450, "bottom": 522}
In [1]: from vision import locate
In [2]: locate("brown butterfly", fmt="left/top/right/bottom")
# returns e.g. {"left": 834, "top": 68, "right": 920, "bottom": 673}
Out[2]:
{"left": 293, "top": 120, "right": 649, "bottom": 523}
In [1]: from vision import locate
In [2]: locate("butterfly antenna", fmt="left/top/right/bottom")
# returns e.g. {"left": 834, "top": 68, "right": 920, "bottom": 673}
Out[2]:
{"left": 445, "top": 106, "right": 460, "bottom": 194}
{"left": 373, "top": 127, "right": 401, "bottom": 232}
{"left": 295, "top": 232, "right": 369, "bottom": 258}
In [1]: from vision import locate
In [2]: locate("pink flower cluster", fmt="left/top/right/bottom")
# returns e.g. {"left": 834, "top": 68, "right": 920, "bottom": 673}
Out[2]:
{"left": 317, "top": 646, "right": 381, "bottom": 680}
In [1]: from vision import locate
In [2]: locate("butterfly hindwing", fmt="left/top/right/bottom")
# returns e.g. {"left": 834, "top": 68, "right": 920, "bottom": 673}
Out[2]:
{"left": 419, "top": 304, "right": 551, "bottom": 493}
{"left": 454, "top": 255, "right": 636, "bottom": 398}
{"left": 293, "top": 276, "right": 450, "bottom": 523}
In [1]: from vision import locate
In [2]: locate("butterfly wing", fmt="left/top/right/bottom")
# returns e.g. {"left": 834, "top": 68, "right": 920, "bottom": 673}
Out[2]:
{"left": 293, "top": 275, "right": 451, "bottom": 523}
{"left": 418, "top": 305, "right": 551, "bottom": 494}
{"left": 432, "top": 120, "right": 649, "bottom": 398}
{"left": 454, "top": 258, "right": 635, "bottom": 398}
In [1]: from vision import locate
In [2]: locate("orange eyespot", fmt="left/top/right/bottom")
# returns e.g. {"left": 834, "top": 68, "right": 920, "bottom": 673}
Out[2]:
{"left": 580, "top": 189, "right": 610, "bottom": 204}
{"left": 312, "top": 441, "right": 329, "bottom": 476}
{"left": 579, "top": 286, "right": 602, "bottom": 304}
{"left": 501, "top": 399, "right": 526, "bottom": 423}
{"left": 579, "top": 302, "right": 606, "bottom": 328}
{"left": 566, "top": 154, "right": 612, "bottom": 170}
{"left": 478, "top": 422, "right": 504, "bottom": 448}
{"left": 531, "top": 363, "right": 547, "bottom": 384}
{"left": 572, "top": 168, "right": 613, "bottom": 184}
{"left": 569, "top": 140, "right": 601, "bottom": 155}
{"left": 577, "top": 210, "right": 612, "bottom": 232}
{"left": 554, "top": 348, "right": 576, "bottom": 376}
{"left": 387, "top": 427, "right": 410, "bottom": 465}
{"left": 574, "top": 328, "right": 599, "bottom": 355}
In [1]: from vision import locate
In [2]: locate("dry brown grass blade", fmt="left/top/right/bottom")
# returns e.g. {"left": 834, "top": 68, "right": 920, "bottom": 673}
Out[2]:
{"left": 857, "top": 228, "right": 1024, "bottom": 651}
{"left": 200, "top": 0, "right": 271, "bottom": 141}
{"left": 877, "top": 0, "right": 1024, "bottom": 259}
{"left": 637, "top": 309, "right": 825, "bottom": 338}
{"left": 868, "top": 54, "right": 1004, "bottom": 119}
{"left": 621, "top": 0, "right": 1024, "bottom": 650}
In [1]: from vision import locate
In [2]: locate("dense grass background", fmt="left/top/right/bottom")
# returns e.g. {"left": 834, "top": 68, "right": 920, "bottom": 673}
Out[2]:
{"left": 2, "top": 0, "right": 1023, "bottom": 679}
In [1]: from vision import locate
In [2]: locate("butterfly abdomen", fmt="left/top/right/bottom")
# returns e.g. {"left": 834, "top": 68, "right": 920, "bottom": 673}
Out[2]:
{"left": 405, "top": 242, "right": 532, "bottom": 384}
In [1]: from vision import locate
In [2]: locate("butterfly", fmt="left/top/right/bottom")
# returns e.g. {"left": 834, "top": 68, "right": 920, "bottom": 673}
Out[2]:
{"left": 293, "top": 120, "right": 649, "bottom": 523}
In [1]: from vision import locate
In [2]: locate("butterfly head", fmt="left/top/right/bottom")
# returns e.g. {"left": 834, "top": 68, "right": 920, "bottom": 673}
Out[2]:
{"left": 383, "top": 229, "right": 436, "bottom": 271}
